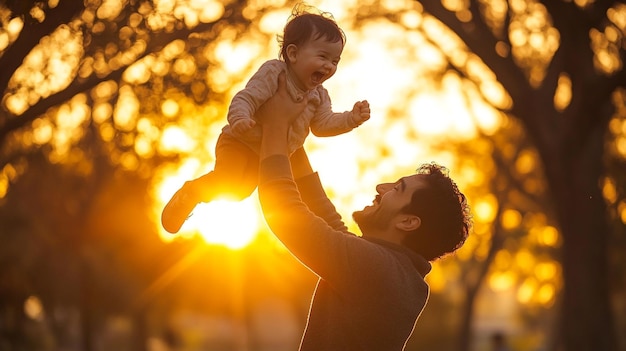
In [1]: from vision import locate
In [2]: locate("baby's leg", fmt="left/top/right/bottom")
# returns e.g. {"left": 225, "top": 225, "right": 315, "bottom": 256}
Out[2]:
{"left": 161, "top": 134, "right": 258, "bottom": 233}
{"left": 194, "top": 134, "right": 259, "bottom": 202}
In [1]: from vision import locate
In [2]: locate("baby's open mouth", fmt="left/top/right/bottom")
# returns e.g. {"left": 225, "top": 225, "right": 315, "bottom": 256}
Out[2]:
{"left": 311, "top": 71, "right": 324, "bottom": 84}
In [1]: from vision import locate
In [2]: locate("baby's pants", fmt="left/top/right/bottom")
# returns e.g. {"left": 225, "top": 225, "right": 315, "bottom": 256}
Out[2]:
{"left": 193, "top": 133, "right": 259, "bottom": 202}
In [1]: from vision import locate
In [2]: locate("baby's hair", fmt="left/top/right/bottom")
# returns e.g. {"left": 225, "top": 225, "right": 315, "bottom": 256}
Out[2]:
{"left": 277, "top": 3, "right": 346, "bottom": 63}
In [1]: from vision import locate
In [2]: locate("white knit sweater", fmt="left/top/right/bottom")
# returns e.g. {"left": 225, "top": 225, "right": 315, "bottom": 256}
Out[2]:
{"left": 222, "top": 59, "right": 359, "bottom": 153}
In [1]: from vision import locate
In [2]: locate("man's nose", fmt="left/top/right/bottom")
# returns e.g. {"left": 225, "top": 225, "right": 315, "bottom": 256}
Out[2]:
{"left": 376, "top": 183, "right": 392, "bottom": 194}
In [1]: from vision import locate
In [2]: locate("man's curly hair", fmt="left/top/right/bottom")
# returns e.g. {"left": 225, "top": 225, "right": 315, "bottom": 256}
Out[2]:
{"left": 277, "top": 3, "right": 346, "bottom": 64}
{"left": 401, "top": 163, "right": 472, "bottom": 261}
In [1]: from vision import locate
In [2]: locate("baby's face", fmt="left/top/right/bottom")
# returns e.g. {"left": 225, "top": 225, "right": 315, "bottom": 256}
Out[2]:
{"left": 288, "top": 36, "right": 343, "bottom": 91}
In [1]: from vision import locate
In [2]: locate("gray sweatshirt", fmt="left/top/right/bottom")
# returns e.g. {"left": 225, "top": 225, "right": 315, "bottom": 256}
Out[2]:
{"left": 260, "top": 155, "right": 432, "bottom": 351}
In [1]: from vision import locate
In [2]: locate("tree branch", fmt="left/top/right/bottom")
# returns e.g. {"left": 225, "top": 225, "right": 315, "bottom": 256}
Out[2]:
{"left": 417, "top": 0, "right": 530, "bottom": 104}
{"left": 0, "top": 0, "right": 250, "bottom": 149}
{"left": 0, "top": 0, "right": 85, "bottom": 95}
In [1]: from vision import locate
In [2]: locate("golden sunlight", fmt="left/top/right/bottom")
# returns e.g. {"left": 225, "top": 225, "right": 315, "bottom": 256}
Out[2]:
{"left": 536, "top": 283, "right": 555, "bottom": 305}
{"left": 0, "top": 166, "right": 11, "bottom": 199}
{"left": 489, "top": 271, "right": 515, "bottom": 292}
{"left": 8, "top": 25, "right": 82, "bottom": 115}
{"left": 23, "top": 296, "right": 44, "bottom": 321}
{"left": 160, "top": 125, "right": 195, "bottom": 153}
{"left": 182, "top": 197, "right": 260, "bottom": 250}
{"left": 473, "top": 194, "right": 498, "bottom": 222}
{"left": 424, "top": 263, "right": 446, "bottom": 293}
{"left": 534, "top": 261, "right": 558, "bottom": 281}
{"left": 517, "top": 277, "right": 537, "bottom": 304}
{"left": 161, "top": 99, "right": 180, "bottom": 117}
{"left": 501, "top": 209, "right": 522, "bottom": 230}
{"left": 0, "top": 17, "right": 23, "bottom": 53}
{"left": 409, "top": 88, "right": 476, "bottom": 137}
{"left": 537, "top": 225, "right": 560, "bottom": 247}
{"left": 154, "top": 156, "right": 259, "bottom": 249}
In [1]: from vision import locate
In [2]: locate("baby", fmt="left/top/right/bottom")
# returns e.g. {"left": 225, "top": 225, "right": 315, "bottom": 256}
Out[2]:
{"left": 161, "top": 3, "right": 370, "bottom": 233}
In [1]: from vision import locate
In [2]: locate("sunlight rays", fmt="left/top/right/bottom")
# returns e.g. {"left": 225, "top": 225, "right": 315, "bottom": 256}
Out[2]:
{"left": 183, "top": 197, "right": 260, "bottom": 250}
{"left": 155, "top": 158, "right": 260, "bottom": 248}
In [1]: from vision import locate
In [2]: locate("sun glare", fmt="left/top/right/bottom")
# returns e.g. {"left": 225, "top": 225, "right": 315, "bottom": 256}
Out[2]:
{"left": 154, "top": 158, "right": 260, "bottom": 249}
{"left": 181, "top": 197, "right": 260, "bottom": 250}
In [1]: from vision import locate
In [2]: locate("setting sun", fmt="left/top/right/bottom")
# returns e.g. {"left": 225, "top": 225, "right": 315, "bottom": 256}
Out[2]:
{"left": 178, "top": 196, "right": 260, "bottom": 250}
{"left": 155, "top": 161, "right": 260, "bottom": 249}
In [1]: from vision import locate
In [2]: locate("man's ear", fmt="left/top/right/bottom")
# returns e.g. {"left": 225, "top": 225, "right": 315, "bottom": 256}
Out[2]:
{"left": 395, "top": 215, "right": 421, "bottom": 232}
{"left": 286, "top": 44, "right": 298, "bottom": 63}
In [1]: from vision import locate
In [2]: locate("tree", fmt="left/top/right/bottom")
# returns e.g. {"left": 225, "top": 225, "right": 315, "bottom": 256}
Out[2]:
{"left": 0, "top": 0, "right": 251, "bottom": 147}
{"left": 0, "top": 1, "right": 254, "bottom": 349}
{"left": 1, "top": 1, "right": 624, "bottom": 350}
{"left": 346, "top": 0, "right": 624, "bottom": 348}
{"left": 413, "top": 1, "right": 625, "bottom": 350}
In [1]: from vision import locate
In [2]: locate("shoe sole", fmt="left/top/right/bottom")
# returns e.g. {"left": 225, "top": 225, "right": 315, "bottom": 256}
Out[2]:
{"left": 161, "top": 190, "right": 197, "bottom": 233}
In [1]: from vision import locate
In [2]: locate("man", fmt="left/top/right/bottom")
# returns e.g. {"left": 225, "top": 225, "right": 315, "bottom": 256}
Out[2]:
{"left": 256, "top": 73, "right": 471, "bottom": 350}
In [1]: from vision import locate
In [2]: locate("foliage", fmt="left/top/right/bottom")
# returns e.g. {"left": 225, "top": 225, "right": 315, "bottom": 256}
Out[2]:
{"left": 0, "top": 1, "right": 625, "bottom": 351}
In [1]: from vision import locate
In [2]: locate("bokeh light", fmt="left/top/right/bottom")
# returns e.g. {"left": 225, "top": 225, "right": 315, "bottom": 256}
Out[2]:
{"left": 4, "top": 2, "right": 621, "bottom": 349}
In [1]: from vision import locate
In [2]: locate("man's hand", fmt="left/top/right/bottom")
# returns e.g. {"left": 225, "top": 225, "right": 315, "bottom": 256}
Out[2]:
{"left": 257, "top": 72, "right": 308, "bottom": 159}
{"left": 256, "top": 72, "right": 308, "bottom": 131}
{"left": 231, "top": 119, "right": 256, "bottom": 135}
{"left": 350, "top": 100, "right": 370, "bottom": 126}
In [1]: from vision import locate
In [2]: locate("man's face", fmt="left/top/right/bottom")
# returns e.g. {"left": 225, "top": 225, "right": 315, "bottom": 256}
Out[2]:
{"left": 353, "top": 174, "right": 426, "bottom": 234}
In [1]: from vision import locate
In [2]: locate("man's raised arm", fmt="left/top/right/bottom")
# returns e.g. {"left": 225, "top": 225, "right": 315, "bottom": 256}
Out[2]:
{"left": 291, "top": 147, "right": 348, "bottom": 232}
{"left": 257, "top": 72, "right": 306, "bottom": 160}
{"left": 255, "top": 73, "right": 351, "bottom": 276}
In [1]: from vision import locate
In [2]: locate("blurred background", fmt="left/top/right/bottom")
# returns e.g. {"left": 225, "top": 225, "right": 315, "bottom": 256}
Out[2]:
{"left": 0, "top": 0, "right": 625, "bottom": 350}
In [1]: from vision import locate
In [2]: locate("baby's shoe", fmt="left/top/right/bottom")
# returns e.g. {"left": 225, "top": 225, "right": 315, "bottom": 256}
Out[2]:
{"left": 161, "top": 182, "right": 198, "bottom": 234}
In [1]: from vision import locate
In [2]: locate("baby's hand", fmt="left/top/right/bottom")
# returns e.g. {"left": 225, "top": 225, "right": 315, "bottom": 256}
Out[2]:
{"left": 351, "top": 100, "right": 370, "bottom": 126}
{"left": 232, "top": 119, "right": 256, "bottom": 135}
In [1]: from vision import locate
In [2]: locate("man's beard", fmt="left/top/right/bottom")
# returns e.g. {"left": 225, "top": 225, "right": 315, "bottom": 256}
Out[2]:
{"left": 352, "top": 208, "right": 388, "bottom": 233}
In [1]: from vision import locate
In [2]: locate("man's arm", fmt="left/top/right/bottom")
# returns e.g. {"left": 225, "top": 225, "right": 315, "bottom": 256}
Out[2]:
{"left": 257, "top": 73, "right": 300, "bottom": 159}
{"left": 291, "top": 147, "right": 348, "bottom": 232}
{"left": 256, "top": 73, "right": 354, "bottom": 281}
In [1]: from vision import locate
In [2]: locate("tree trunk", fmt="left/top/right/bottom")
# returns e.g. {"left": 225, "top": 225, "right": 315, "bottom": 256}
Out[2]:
{"left": 458, "top": 284, "right": 479, "bottom": 351}
{"left": 547, "top": 127, "right": 616, "bottom": 351}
